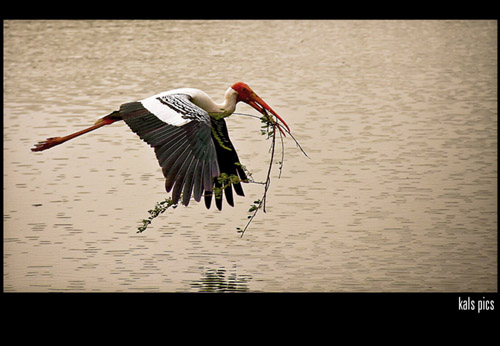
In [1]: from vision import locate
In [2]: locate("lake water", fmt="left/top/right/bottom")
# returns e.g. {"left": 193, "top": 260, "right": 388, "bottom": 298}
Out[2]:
{"left": 4, "top": 20, "right": 497, "bottom": 292}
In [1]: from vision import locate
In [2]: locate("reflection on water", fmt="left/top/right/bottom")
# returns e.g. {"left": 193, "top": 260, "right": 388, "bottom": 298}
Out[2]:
{"left": 4, "top": 20, "right": 497, "bottom": 292}
{"left": 190, "top": 267, "right": 252, "bottom": 292}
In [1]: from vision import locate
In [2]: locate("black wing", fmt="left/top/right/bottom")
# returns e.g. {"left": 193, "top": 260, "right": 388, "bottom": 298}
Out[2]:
{"left": 119, "top": 95, "right": 246, "bottom": 210}
{"left": 119, "top": 98, "right": 219, "bottom": 207}
{"left": 207, "top": 117, "right": 248, "bottom": 210}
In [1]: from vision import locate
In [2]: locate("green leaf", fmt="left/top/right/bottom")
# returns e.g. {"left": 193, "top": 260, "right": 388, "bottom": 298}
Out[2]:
{"left": 137, "top": 197, "right": 177, "bottom": 233}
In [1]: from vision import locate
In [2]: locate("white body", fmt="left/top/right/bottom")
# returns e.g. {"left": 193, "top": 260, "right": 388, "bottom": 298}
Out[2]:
{"left": 140, "top": 87, "right": 239, "bottom": 126}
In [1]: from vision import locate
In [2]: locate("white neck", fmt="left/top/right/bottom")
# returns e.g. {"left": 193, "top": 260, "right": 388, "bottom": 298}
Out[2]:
{"left": 190, "top": 87, "right": 238, "bottom": 115}
{"left": 218, "top": 87, "right": 239, "bottom": 114}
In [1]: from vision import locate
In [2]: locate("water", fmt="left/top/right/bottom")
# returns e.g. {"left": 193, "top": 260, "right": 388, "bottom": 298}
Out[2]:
{"left": 3, "top": 20, "right": 497, "bottom": 292}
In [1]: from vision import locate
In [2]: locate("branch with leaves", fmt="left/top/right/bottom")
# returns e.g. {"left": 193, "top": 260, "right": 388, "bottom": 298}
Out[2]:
{"left": 137, "top": 197, "right": 177, "bottom": 233}
{"left": 235, "top": 110, "right": 308, "bottom": 237}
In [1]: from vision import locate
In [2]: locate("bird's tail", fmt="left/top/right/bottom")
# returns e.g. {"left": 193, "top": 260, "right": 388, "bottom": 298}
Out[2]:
{"left": 94, "top": 110, "right": 122, "bottom": 125}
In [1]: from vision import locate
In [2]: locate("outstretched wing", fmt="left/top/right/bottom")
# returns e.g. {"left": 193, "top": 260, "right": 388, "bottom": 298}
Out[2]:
{"left": 207, "top": 117, "right": 248, "bottom": 210}
{"left": 119, "top": 94, "right": 220, "bottom": 207}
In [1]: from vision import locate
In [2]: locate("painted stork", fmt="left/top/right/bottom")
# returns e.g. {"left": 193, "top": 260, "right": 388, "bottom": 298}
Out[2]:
{"left": 31, "top": 82, "right": 290, "bottom": 210}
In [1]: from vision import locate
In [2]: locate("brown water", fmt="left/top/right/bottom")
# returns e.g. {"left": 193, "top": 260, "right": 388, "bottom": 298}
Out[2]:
{"left": 4, "top": 20, "right": 497, "bottom": 292}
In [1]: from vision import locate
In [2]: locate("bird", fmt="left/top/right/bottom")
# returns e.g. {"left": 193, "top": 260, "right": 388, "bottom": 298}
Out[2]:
{"left": 31, "top": 82, "right": 290, "bottom": 211}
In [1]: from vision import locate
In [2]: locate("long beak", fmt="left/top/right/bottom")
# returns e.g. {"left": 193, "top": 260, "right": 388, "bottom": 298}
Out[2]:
{"left": 247, "top": 93, "right": 291, "bottom": 134}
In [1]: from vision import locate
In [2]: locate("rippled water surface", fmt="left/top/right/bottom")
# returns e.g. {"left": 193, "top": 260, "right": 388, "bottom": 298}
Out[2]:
{"left": 4, "top": 20, "right": 497, "bottom": 292}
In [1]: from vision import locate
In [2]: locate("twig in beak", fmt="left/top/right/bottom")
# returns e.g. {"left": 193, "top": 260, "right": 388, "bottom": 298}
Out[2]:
{"left": 235, "top": 109, "right": 309, "bottom": 238}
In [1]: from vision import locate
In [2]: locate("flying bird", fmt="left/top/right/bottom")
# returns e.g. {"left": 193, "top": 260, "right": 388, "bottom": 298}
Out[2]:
{"left": 32, "top": 82, "right": 289, "bottom": 211}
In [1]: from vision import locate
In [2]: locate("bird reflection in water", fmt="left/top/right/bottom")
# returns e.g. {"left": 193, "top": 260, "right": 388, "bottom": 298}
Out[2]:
{"left": 190, "top": 267, "right": 252, "bottom": 292}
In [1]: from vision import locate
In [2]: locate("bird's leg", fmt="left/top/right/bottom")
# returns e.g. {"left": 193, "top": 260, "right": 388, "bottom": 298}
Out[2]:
{"left": 31, "top": 112, "right": 121, "bottom": 152}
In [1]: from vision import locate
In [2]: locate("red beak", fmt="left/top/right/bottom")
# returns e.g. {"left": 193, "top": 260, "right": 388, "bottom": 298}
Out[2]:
{"left": 232, "top": 82, "right": 290, "bottom": 135}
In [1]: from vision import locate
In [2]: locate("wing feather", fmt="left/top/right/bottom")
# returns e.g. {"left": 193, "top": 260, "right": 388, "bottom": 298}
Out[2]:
{"left": 167, "top": 142, "right": 197, "bottom": 191}
{"left": 182, "top": 158, "right": 199, "bottom": 206}
{"left": 171, "top": 153, "right": 196, "bottom": 205}
{"left": 192, "top": 160, "right": 204, "bottom": 202}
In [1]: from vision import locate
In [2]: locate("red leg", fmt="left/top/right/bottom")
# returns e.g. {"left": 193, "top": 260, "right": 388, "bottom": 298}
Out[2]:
{"left": 31, "top": 113, "right": 121, "bottom": 152}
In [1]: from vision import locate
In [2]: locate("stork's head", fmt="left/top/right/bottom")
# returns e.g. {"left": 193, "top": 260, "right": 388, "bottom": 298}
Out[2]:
{"left": 231, "top": 82, "right": 290, "bottom": 134}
